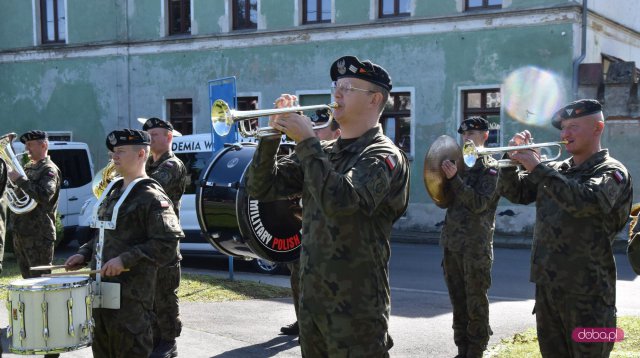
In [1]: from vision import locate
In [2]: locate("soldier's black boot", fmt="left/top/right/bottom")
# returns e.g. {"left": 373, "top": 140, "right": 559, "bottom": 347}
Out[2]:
{"left": 43, "top": 354, "right": 60, "bottom": 358}
{"left": 150, "top": 339, "right": 178, "bottom": 358}
{"left": 454, "top": 345, "right": 467, "bottom": 358}
{"left": 465, "top": 344, "right": 484, "bottom": 358}
{"left": 280, "top": 321, "right": 299, "bottom": 335}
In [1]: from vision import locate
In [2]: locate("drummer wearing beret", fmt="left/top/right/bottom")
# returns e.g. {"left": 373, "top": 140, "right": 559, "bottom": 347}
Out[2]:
{"left": 7, "top": 130, "right": 61, "bottom": 281}
{"left": 500, "top": 99, "right": 633, "bottom": 357}
{"left": 65, "top": 129, "right": 183, "bottom": 358}
{"left": 440, "top": 116, "right": 500, "bottom": 358}
{"left": 247, "top": 55, "right": 409, "bottom": 357}
{"left": 142, "top": 117, "right": 187, "bottom": 358}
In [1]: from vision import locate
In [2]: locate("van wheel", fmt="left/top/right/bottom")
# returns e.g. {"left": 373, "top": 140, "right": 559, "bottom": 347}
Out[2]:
{"left": 252, "top": 259, "right": 281, "bottom": 274}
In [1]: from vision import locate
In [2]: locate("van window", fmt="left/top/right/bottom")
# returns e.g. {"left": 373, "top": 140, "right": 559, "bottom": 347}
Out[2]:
{"left": 49, "top": 149, "right": 92, "bottom": 188}
{"left": 176, "top": 152, "right": 212, "bottom": 194}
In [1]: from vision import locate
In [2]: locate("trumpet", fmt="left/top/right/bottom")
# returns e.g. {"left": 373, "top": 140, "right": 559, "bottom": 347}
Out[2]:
{"left": 462, "top": 140, "right": 568, "bottom": 168}
{"left": 210, "top": 99, "right": 338, "bottom": 138}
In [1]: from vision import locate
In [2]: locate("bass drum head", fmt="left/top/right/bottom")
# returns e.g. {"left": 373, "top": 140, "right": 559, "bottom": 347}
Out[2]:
{"left": 196, "top": 142, "right": 302, "bottom": 263}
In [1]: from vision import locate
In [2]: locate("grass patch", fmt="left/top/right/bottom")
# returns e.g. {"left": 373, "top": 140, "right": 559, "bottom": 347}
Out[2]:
{"left": 0, "top": 257, "right": 290, "bottom": 302}
{"left": 486, "top": 316, "right": 640, "bottom": 358}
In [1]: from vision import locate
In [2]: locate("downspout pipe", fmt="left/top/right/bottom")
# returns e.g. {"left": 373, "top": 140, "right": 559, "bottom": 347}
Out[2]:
{"left": 572, "top": 0, "right": 588, "bottom": 100}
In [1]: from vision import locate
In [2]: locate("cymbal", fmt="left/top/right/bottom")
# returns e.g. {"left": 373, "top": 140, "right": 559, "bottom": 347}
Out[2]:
{"left": 423, "top": 135, "right": 463, "bottom": 209}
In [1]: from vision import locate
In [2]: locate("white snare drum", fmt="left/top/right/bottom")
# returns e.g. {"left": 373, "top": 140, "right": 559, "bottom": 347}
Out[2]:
{"left": 6, "top": 276, "right": 94, "bottom": 355}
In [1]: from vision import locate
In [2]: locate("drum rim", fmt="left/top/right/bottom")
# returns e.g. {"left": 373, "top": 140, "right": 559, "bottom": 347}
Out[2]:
{"left": 8, "top": 276, "right": 91, "bottom": 291}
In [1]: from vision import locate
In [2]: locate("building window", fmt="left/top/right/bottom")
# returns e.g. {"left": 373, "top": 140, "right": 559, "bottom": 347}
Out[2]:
{"left": 379, "top": 0, "right": 411, "bottom": 18}
{"left": 233, "top": 0, "right": 257, "bottom": 30}
{"left": 168, "top": 99, "right": 193, "bottom": 135}
{"left": 40, "top": 0, "right": 66, "bottom": 44}
{"left": 303, "top": 0, "right": 331, "bottom": 24}
{"left": 168, "top": 0, "right": 191, "bottom": 35}
{"left": 465, "top": 0, "right": 502, "bottom": 10}
{"left": 380, "top": 92, "right": 411, "bottom": 154}
{"left": 462, "top": 89, "right": 501, "bottom": 147}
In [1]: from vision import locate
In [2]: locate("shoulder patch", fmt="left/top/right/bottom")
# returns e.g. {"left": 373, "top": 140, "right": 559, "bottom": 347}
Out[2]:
{"left": 488, "top": 168, "right": 498, "bottom": 176}
{"left": 613, "top": 170, "right": 625, "bottom": 184}
{"left": 158, "top": 196, "right": 171, "bottom": 208}
{"left": 47, "top": 170, "right": 55, "bottom": 177}
{"left": 164, "top": 161, "right": 175, "bottom": 168}
{"left": 384, "top": 154, "right": 397, "bottom": 170}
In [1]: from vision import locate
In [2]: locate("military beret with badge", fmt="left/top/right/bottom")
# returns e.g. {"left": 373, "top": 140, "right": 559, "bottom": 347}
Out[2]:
{"left": 19, "top": 130, "right": 47, "bottom": 143}
{"left": 330, "top": 55, "right": 392, "bottom": 91}
{"left": 458, "top": 116, "right": 489, "bottom": 134}
{"left": 106, "top": 129, "right": 151, "bottom": 152}
{"left": 551, "top": 99, "right": 603, "bottom": 129}
{"left": 142, "top": 117, "right": 174, "bottom": 132}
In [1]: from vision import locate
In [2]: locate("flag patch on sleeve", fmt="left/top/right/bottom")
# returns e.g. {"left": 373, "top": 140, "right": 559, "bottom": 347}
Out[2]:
{"left": 384, "top": 154, "right": 397, "bottom": 170}
{"left": 613, "top": 170, "right": 624, "bottom": 183}
{"left": 488, "top": 168, "right": 498, "bottom": 176}
{"left": 159, "top": 200, "right": 170, "bottom": 208}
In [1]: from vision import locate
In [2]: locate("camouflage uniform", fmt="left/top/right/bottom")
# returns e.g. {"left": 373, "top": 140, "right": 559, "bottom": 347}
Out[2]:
{"left": 288, "top": 260, "right": 301, "bottom": 319}
{"left": 146, "top": 150, "right": 187, "bottom": 344}
{"left": 0, "top": 158, "right": 7, "bottom": 274}
{"left": 77, "top": 179, "right": 183, "bottom": 358}
{"left": 628, "top": 208, "right": 640, "bottom": 275}
{"left": 440, "top": 159, "right": 500, "bottom": 357}
{"left": 500, "top": 150, "right": 633, "bottom": 357}
{"left": 247, "top": 125, "right": 410, "bottom": 357}
{"left": 12, "top": 156, "right": 60, "bottom": 278}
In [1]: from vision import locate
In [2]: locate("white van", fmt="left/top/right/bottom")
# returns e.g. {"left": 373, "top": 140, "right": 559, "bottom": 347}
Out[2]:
{"left": 75, "top": 134, "right": 282, "bottom": 274}
{"left": 12, "top": 140, "right": 95, "bottom": 245}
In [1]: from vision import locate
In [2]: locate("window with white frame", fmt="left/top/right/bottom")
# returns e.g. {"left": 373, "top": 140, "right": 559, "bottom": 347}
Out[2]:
{"left": 40, "top": 0, "right": 66, "bottom": 44}
{"left": 380, "top": 92, "right": 412, "bottom": 154}
{"left": 167, "top": 0, "right": 191, "bottom": 35}
{"left": 303, "top": 0, "right": 331, "bottom": 24}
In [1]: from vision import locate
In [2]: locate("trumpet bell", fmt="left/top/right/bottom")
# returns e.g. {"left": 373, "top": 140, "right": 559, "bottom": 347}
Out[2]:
{"left": 423, "top": 135, "right": 463, "bottom": 209}
{"left": 210, "top": 99, "right": 234, "bottom": 136}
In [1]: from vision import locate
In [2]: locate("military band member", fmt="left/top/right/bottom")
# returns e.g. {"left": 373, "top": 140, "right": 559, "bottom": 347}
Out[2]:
{"left": 7, "top": 130, "right": 61, "bottom": 279}
{"left": 65, "top": 129, "right": 183, "bottom": 358}
{"left": 500, "top": 99, "right": 633, "bottom": 357}
{"left": 280, "top": 109, "right": 341, "bottom": 337}
{"left": 142, "top": 118, "right": 187, "bottom": 358}
{"left": 0, "top": 157, "right": 7, "bottom": 275}
{"left": 247, "top": 55, "right": 410, "bottom": 357}
{"left": 440, "top": 117, "right": 500, "bottom": 358}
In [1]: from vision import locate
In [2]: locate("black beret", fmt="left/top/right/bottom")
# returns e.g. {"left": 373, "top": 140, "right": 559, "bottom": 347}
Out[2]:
{"left": 19, "top": 130, "right": 47, "bottom": 143}
{"left": 142, "top": 117, "right": 173, "bottom": 131}
{"left": 458, "top": 117, "right": 489, "bottom": 134}
{"left": 330, "top": 55, "right": 392, "bottom": 91}
{"left": 551, "top": 99, "right": 603, "bottom": 129}
{"left": 106, "top": 129, "right": 151, "bottom": 152}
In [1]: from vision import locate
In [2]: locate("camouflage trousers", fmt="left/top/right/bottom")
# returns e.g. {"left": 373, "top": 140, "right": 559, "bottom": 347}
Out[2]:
{"left": 152, "top": 261, "right": 182, "bottom": 342}
{"left": 13, "top": 233, "right": 54, "bottom": 278}
{"left": 534, "top": 285, "right": 616, "bottom": 358}
{"left": 442, "top": 248, "right": 493, "bottom": 355}
{"left": 92, "top": 303, "right": 154, "bottom": 358}
{"left": 298, "top": 310, "right": 393, "bottom": 357}
{"left": 287, "top": 260, "right": 300, "bottom": 318}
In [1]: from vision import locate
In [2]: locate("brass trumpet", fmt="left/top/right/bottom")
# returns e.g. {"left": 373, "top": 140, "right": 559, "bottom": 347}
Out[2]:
{"left": 462, "top": 140, "right": 568, "bottom": 168}
{"left": 210, "top": 99, "right": 338, "bottom": 138}
{"left": 0, "top": 133, "right": 37, "bottom": 214}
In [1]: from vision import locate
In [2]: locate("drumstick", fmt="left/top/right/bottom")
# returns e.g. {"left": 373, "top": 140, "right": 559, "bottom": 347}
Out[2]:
{"left": 30, "top": 265, "right": 68, "bottom": 271}
{"left": 43, "top": 269, "right": 130, "bottom": 277}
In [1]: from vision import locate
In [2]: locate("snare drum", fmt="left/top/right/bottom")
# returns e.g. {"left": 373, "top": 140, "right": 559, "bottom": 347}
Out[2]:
{"left": 6, "top": 276, "right": 93, "bottom": 355}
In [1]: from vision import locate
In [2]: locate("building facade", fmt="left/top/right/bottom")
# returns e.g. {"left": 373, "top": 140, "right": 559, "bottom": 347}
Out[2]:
{"left": 1, "top": 0, "right": 638, "bottom": 235}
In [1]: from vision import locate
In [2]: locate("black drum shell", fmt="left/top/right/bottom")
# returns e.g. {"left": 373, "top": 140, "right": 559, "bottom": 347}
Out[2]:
{"left": 196, "top": 143, "right": 302, "bottom": 263}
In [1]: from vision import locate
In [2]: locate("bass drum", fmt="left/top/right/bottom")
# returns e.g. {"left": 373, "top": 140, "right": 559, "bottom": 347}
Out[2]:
{"left": 196, "top": 142, "right": 302, "bottom": 263}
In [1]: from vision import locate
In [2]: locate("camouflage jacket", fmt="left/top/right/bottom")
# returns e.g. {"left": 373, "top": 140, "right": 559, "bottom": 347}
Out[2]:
{"left": 78, "top": 179, "right": 183, "bottom": 308}
{"left": 13, "top": 156, "right": 61, "bottom": 240}
{"left": 146, "top": 151, "right": 187, "bottom": 217}
{"left": 247, "top": 125, "right": 410, "bottom": 320}
{"left": 440, "top": 159, "right": 500, "bottom": 256}
{"left": 500, "top": 150, "right": 633, "bottom": 304}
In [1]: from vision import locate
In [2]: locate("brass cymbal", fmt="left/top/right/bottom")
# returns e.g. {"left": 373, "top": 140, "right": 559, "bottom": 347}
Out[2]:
{"left": 423, "top": 135, "right": 463, "bottom": 209}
